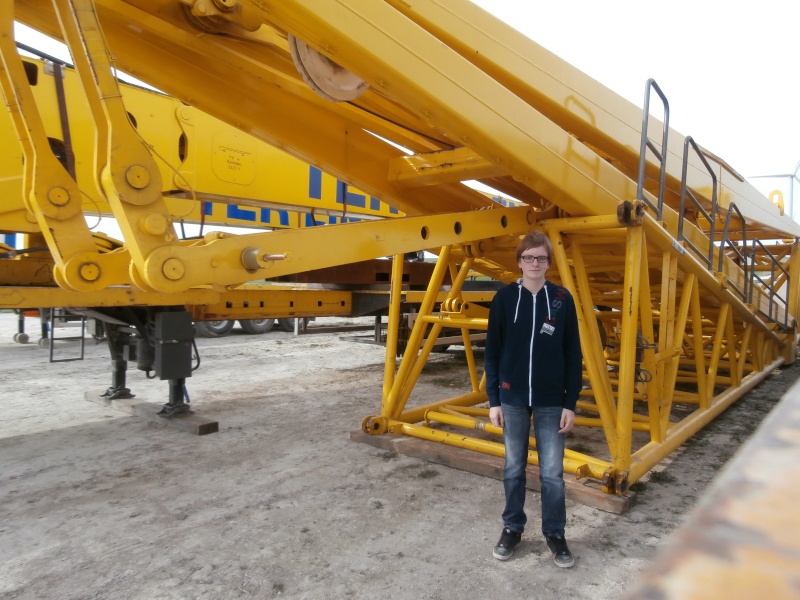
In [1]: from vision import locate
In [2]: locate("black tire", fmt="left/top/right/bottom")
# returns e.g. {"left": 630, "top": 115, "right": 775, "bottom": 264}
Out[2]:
{"left": 195, "top": 320, "right": 235, "bottom": 338}
{"left": 239, "top": 318, "right": 275, "bottom": 334}
{"left": 278, "top": 318, "right": 308, "bottom": 332}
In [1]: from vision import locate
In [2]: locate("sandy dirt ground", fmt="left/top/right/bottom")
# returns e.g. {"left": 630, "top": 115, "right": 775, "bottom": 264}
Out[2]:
{"left": 1, "top": 310, "right": 797, "bottom": 600}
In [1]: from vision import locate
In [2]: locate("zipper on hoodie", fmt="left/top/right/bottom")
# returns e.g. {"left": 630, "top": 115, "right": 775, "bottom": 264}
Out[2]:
{"left": 528, "top": 292, "right": 535, "bottom": 407}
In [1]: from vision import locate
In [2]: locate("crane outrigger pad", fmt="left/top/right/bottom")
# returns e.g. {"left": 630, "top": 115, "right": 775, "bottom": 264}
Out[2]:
{"left": 85, "top": 391, "right": 219, "bottom": 436}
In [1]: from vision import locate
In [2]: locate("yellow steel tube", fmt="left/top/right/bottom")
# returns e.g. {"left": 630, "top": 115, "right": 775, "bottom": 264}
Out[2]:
{"left": 391, "top": 255, "right": 482, "bottom": 417}
{"left": 448, "top": 254, "right": 474, "bottom": 299}
{"left": 381, "top": 246, "right": 450, "bottom": 417}
{"left": 424, "top": 409, "right": 502, "bottom": 436}
{"left": 390, "top": 420, "right": 506, "bottom": 457}
{"left": 398, "top": 390, "right": 487, "bottom": 425}
{"left": 443, "top": 257, "right": 481, "bottom": 390}
{"left": 548, "top": 230, "right": 618, "bottom": 447}
{"left": 576, "top": 417, "right": 651, "bottom": 432}
{"left": 637, "top": 240, "right": 660, "bottom": 443}
{"left": 392, "top": 420, "right": 609, "bottom": 480}
{"left": 540, "top": 214, "right": 622, "bottom": 233}
{"left": 460, "top": 328, "right": 480, "bottom": 392}
{"left": 428, "top": 409, "right": 613, "bottom": 470}
{"left": 705, "top": 302, "right": 731, "bottom": 406}
{"left": 655, "top": 252, "right": 679, "bottom": 437}
{"left": 576, "top": 400, "right": 650, "bottom": 422}
{"left": 737, "top": 323, "right": 754, "bottom": 379}
{"left": 143, "top": 205, "right": 533, "bottom": 292}
{"left": 382, "top": 245, "right": 453, "bottom": 418}
{"left": 627, "top": 358, "right": 784, "bottom": 484}
{"left": 690, "top": 280, "right": 709, "bottom": 402}
{"left": 419, "top": 314, "right": 487, "bottom": 328}
{"left": 660, "top": 274, "right": 695, "bottom": 438}
{"left": 724, "top": 304, "right": 741, "bottom": 388}
{"left": 614, "top": 226, "right": 644, "bottom": 473}
{"left": 440, "top": 406, "right": 488, "bottom": 417}
{"left": 382, "top": 254, "right": 405, "bottom": 407}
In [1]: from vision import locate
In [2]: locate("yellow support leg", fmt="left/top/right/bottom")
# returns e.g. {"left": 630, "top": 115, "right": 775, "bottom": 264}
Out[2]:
{"left": 382, "top": 254, "right": 406, "bottom": 408}
{"left": 613, "top": 225, "right": 644, "bottom": 482}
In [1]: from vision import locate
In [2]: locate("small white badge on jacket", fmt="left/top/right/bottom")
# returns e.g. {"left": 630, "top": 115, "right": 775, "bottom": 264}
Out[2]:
{"left": 540, "top": 322, "right": 555, "bottom": 335}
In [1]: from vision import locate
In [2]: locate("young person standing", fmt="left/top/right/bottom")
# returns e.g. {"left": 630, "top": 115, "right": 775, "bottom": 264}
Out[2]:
{"left": 484, "top": 231, "right": 582, "bottom": 567}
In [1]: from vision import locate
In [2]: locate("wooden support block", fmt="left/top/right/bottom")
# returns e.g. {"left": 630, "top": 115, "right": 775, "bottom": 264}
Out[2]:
{"left": 351, "top": 430, "right": 635, "bottom": 515}
{"left": 86, "top": 391, "right": 219, "bottom": 435}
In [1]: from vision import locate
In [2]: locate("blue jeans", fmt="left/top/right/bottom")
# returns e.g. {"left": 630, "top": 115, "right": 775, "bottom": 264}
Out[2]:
{"left": 501, "top": 405, "right": 566, "bottom": 536}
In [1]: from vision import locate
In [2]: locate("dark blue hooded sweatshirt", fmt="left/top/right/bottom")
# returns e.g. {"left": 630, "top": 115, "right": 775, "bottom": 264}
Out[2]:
{"left": 485, "top": 279, "right": 582, "bottom": 411}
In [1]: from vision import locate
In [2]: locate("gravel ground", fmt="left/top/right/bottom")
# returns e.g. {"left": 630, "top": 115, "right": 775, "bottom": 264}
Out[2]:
{"left": 1, "top": 311, "right": 797, "bottom": 600}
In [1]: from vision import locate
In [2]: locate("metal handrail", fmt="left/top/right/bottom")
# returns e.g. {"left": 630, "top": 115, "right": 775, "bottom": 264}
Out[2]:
{"left": 677, "top": 136, "right": 718, "bottom": 269}
{"left": 717, "top": 203, "right": 748, "bottom": 302}
{"left": 749, "top": 240, "right": 790, "bottom": 328}
{"left": 636, "top": 79, "right": 670, "bottom": 220}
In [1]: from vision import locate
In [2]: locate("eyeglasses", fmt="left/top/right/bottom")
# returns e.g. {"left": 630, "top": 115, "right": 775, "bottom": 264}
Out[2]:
{"left": 520, "top": 255, "right": 549, "bottom": 264}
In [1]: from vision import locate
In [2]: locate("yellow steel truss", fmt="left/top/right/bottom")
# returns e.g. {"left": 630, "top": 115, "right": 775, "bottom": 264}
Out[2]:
{"left": 365, "top": 210, "right": 792, "bottom": 493}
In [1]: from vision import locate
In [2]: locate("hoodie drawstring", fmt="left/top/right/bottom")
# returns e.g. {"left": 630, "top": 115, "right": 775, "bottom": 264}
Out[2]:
{"left": 513, "top": 281, "right": 523, "bottom": 323}
{"left": 545, "top": 285, "right": 551, "bottom": 321}
{"left": 514, "top": 280, "right": 551, "bottom": 323}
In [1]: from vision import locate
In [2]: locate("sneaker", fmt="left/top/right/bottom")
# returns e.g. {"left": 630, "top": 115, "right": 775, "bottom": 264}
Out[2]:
{"left": 545, "top": 534, "right": 575, "bottom": 568}
{"left": 493, "top": 527, "right": 522, "bottom": 560}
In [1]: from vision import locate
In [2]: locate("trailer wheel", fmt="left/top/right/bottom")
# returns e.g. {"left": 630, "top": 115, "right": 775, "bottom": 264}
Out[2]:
{"left": 278, "top": 318, "right": 309, "bottom": 332}
{"left": 195, "top": 320, "right": 235, "bottom": 337}
{"left": 239, "top": 318, "right": 275, "bottom": 334}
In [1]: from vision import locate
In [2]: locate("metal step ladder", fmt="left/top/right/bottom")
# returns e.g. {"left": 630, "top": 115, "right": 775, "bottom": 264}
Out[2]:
{"left": 47, "top": 308, "right": 86, "bottom": 363}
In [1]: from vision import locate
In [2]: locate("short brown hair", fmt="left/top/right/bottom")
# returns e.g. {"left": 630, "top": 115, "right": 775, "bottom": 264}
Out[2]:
{"left": 516, "top": 231, "right": 553, "bottom": 263}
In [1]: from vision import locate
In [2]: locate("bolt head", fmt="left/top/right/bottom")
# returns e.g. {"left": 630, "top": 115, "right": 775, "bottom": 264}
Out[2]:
{"left": 162, "top": 258, "right": 185, "bottom": 281}
{"left": 141, "top": 213, "right": 169, "bottom": 236}
{"left": 79, "top": 262, "right": 101, "bottom": 282}
{"left": 48, "top": 187, "right": 70, "bottom": 207}
{"left": 126, "top": 165, "right": 151, "bottom": 189}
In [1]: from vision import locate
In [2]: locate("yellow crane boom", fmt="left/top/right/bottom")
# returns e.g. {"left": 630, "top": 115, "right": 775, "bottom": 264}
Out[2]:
{"left": 2, "top": 0, "right": 798, "bottom": 545}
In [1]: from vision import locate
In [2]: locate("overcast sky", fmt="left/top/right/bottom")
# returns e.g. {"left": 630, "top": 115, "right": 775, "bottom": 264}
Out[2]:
{"left": 472, "top": 0, "right": 800, "bottom": 189}
{"left": 13, "top": 1, "right": 800, "bottom": 209}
